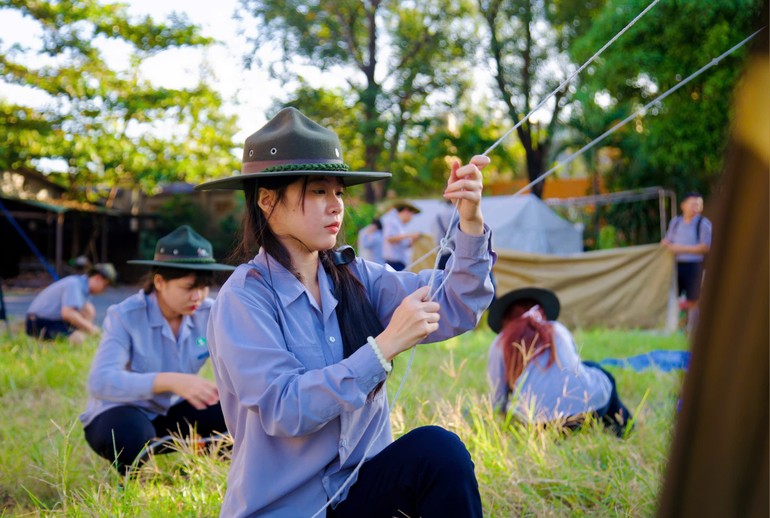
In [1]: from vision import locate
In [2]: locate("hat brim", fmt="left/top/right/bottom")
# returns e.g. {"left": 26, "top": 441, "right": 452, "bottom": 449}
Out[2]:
{"left": 127, "top": 260, "right": 236, "bottom": 271}
{"left": 487, "top": 287, "right": 561, "bottom": 334}
{"left": 194, "top": 170, "right": 391, "bottom": 191}
{"left": 391, "top": 202, "right": 421, "bottom": 214}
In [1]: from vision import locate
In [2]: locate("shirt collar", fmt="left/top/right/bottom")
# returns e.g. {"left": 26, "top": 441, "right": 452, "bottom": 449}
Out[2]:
{"left": 146, "top": 292, "right": 166, "bottom": 328}
{"left": 146, "top": 291, "right": 195, "bottom": 340}
{"left": 252, "top": 249, "right": 338, "bottom": 317}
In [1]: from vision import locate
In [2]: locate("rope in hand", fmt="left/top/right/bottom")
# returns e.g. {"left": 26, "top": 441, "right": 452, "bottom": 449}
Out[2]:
{"left": 312, "top": 13, "right": 765, "bottom": 518}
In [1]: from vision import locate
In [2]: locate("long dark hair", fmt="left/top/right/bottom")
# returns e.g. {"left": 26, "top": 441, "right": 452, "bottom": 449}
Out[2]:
{"left": 499, "top": 299, "right": 556, "bottom": 389}
{"left": 237, "top": 176, "right": 385, "bottom": 360}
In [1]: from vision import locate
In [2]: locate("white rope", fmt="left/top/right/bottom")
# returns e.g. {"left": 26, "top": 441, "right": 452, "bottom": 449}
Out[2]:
{"left": 405, "top": 244, "right": 441, "bottom": 271}
{"left": 509, "top": 27, "right": 765, "bottom": 198}
{"left": 482, "top": 0, "right": 662, "bottom": 157}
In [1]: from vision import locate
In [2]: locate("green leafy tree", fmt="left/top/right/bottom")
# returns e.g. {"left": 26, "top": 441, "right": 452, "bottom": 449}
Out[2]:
{"left": 396, "top": 111, "right": 520, "bottom": 196}
{"left": 240, "top": 0, "right": 480, "bottom": 202}
{"left": 0, "top": 0, "right": 240, "bottom": 202}
{"left": 477, "top": 0, "right": 604, "bottom": 197}
{"left": 569, "top": 0, "right": 764, "bottom": 196}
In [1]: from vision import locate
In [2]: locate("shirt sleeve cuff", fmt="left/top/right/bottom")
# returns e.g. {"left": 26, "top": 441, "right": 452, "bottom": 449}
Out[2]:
{"left": 347, "top": 343, "right": 389, "bottom": 393}
{"left": 454, "top": 223, "right": 494, "bottom": 259}
{"left": 133, "top": 373, "right": 159, "bottom": 400}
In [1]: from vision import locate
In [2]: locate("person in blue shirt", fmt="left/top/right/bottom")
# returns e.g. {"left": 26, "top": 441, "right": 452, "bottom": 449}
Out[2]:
{"left": 79, "top": 225, "right": 235, "bottom": 475}
{"left": 195, "top": 107, "right": 496, "bottom": 517}
{"left": 661, "top": 192, "right": 713, "bottom": 333}
{"left": 487, "top": 287, "right": 632, "bottom": 437}
{"left": 25, "top": 263, "right": 117, "bottom": 343}
{"left": 356, "top": 217, "right": 384, "bottom": 264}
{"left": 381, "top": 200, "right": 423, "bottom": 271}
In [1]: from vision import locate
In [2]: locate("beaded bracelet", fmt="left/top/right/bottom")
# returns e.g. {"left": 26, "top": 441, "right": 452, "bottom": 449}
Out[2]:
{"left": 367, "top": 336, "right": 392, "bottom": 373}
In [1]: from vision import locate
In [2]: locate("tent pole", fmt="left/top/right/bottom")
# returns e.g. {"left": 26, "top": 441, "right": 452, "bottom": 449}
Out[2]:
{"left": 0, "top": 198, "right": 59, "bottom": 281}
{"left": 55, "top": 212, "right": 64, "bottom": 277}
{"left": 658, "top": 188, "right": 666, "bottom": 237}
{"left": 101, "top": 215, "right": 108, "bottom": 262}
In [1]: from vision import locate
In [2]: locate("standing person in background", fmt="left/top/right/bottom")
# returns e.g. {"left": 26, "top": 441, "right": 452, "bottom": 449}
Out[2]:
{"left": 661, "top": 192, "right": 712, "bottom": 334}
{"left": 25, "top": 263, "right": 117, "bottom": 343}
{"left": 79, "top": 225, "right": 234, "bottom": 474}
{"left": 381, "top": 201, "right": 422, "bottom": 271}
{"left": 356, "top": 217, "right": 384, "bottom": 264}
{"left": 195, "top": 107, "right": 495, "bottom": 517}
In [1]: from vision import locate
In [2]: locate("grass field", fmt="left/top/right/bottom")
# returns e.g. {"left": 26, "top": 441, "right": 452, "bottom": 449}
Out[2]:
{"left": 0, "top": 324, "right": 687, "bottom": 517}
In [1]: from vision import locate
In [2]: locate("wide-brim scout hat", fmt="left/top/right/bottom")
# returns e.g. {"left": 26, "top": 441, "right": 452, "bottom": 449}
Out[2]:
{"left": 195, "top": 107, "right": 391, "bottom": 191}
{"left": 128, "top": 225, "right": 236, "bottom": 271}
{"left": 487, "top": 287, "right": 561, "bottom": 334}
{"left": 389, "top": 200, "right": 422, "bottom": 214}
{"left": 90, "top": 263, "right": 118, "bottom": 286}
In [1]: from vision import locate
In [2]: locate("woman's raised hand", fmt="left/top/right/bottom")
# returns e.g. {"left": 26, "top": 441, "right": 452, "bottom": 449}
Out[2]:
{"left": 444, "top": 155, "right": 489, "bottom": 236}
{"left": 375, "top": 286, "right": 440, "bottom": 361}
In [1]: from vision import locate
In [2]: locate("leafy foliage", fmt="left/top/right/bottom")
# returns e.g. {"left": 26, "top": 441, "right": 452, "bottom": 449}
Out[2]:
{"left": 569, "top": 0, "right": 764, "bottom": 196}
{"left": 240, "top": 0, "right": 481, "bottom": 202}
{"left": 0, "top": 0, "right": 240, "bottom": 202}
{"left": 477, "top": 0, "right": 603, "bottom": 196}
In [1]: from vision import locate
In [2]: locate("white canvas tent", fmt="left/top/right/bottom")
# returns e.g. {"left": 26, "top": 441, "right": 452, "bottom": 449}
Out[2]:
{"left": 405, "top": 194, "right": 583, "bottom": 255}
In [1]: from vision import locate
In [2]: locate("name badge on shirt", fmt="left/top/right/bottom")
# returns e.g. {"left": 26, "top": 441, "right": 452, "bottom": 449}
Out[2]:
{"left": 196, "top": 336, "right": 209, "bottom": 360}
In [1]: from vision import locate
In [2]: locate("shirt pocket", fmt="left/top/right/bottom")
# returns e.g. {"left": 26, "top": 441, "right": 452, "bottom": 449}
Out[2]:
{"left": 286, "top": 342, "right": 326, "bottom": 371}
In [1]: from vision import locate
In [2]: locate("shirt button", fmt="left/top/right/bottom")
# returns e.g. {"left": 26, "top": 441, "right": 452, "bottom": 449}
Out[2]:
{"left": 329, "top": 336, "right": 336, "bottom": 343}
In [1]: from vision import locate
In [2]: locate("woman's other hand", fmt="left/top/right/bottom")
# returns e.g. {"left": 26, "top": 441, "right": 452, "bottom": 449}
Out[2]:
{"left": 153, "top": 373, "right": 220, "bottom": 410}
{"left": 375, "top": 286, "right": 440, "bottom": 360}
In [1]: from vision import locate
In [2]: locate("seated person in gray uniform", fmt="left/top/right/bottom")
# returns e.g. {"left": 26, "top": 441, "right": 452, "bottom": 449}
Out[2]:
{"left": 25, "top": 263, "right": 116, "bottom": 343}
{"left": 487, "top": 287, "right": 632, "bottom": 437}
{"left": 79, "top": 226, "right": 234, "bottom": 474}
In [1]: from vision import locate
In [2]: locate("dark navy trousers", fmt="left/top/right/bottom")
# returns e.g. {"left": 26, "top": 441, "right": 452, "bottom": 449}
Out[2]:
{"left": 84, "top": 401, "right": 226, "bottom": 474}
{"left": 329, "top": 425, "right": 483, "bottom": 518}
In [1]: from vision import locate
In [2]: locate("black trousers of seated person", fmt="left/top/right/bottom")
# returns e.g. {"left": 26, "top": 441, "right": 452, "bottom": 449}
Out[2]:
{"left": 84, "top": 401, "right": 226, "bottom": 474}
{"left": 328, "top": 426, "right": 483, "bottom": 518}
{"left": 582, "top": 361, "right": 633, "bottom": 437}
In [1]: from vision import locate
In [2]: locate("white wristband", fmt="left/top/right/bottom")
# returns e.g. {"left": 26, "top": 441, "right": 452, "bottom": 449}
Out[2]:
{"left": 367, "top": 336, "right": 392, "bottom": 373}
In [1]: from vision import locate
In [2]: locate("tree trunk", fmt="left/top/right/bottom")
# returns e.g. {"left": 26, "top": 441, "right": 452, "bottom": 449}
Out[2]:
{"left": 517, "top": 123, "right": 547, "bottom": 198}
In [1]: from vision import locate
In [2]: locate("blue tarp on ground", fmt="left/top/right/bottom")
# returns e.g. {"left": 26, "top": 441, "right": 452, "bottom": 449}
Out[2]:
{"left": 600, "top": 350, "right": 690, "bottom": 372}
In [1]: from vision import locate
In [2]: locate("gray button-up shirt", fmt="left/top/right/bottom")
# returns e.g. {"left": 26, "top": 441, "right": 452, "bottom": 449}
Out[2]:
{"left": 79, "top": 290, "right": 213, "bottom": 427}
{"left": 664, "top": 215, "right": 713, "bottom": 263}
{"left": 27, "top": 274, "right": 89, "bottom": 320}
{"left": 487, "top": 321, "right": 612, "bottom": 421}
{"left": 208, "top": 227, "right": 495, "bottom": 517}
{"left": 381, "top": 209, "right": 413, "bottom": 264}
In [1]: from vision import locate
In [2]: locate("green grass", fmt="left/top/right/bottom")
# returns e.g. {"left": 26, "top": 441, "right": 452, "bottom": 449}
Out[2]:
{"left": 0, "top": 324, "right": 687, "bottom": 517}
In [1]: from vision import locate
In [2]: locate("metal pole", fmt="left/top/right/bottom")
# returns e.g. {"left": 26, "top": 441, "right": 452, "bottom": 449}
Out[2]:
{"left": 55, "top": 212, "right": 64, "bottom": 277}
{"left": 101, "top": 215, "right": 108, "bottom": 262}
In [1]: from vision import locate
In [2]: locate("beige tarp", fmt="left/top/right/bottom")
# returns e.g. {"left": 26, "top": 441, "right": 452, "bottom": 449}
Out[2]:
{"left": 410, "top": 237, "right": 675, "bottom": 329}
